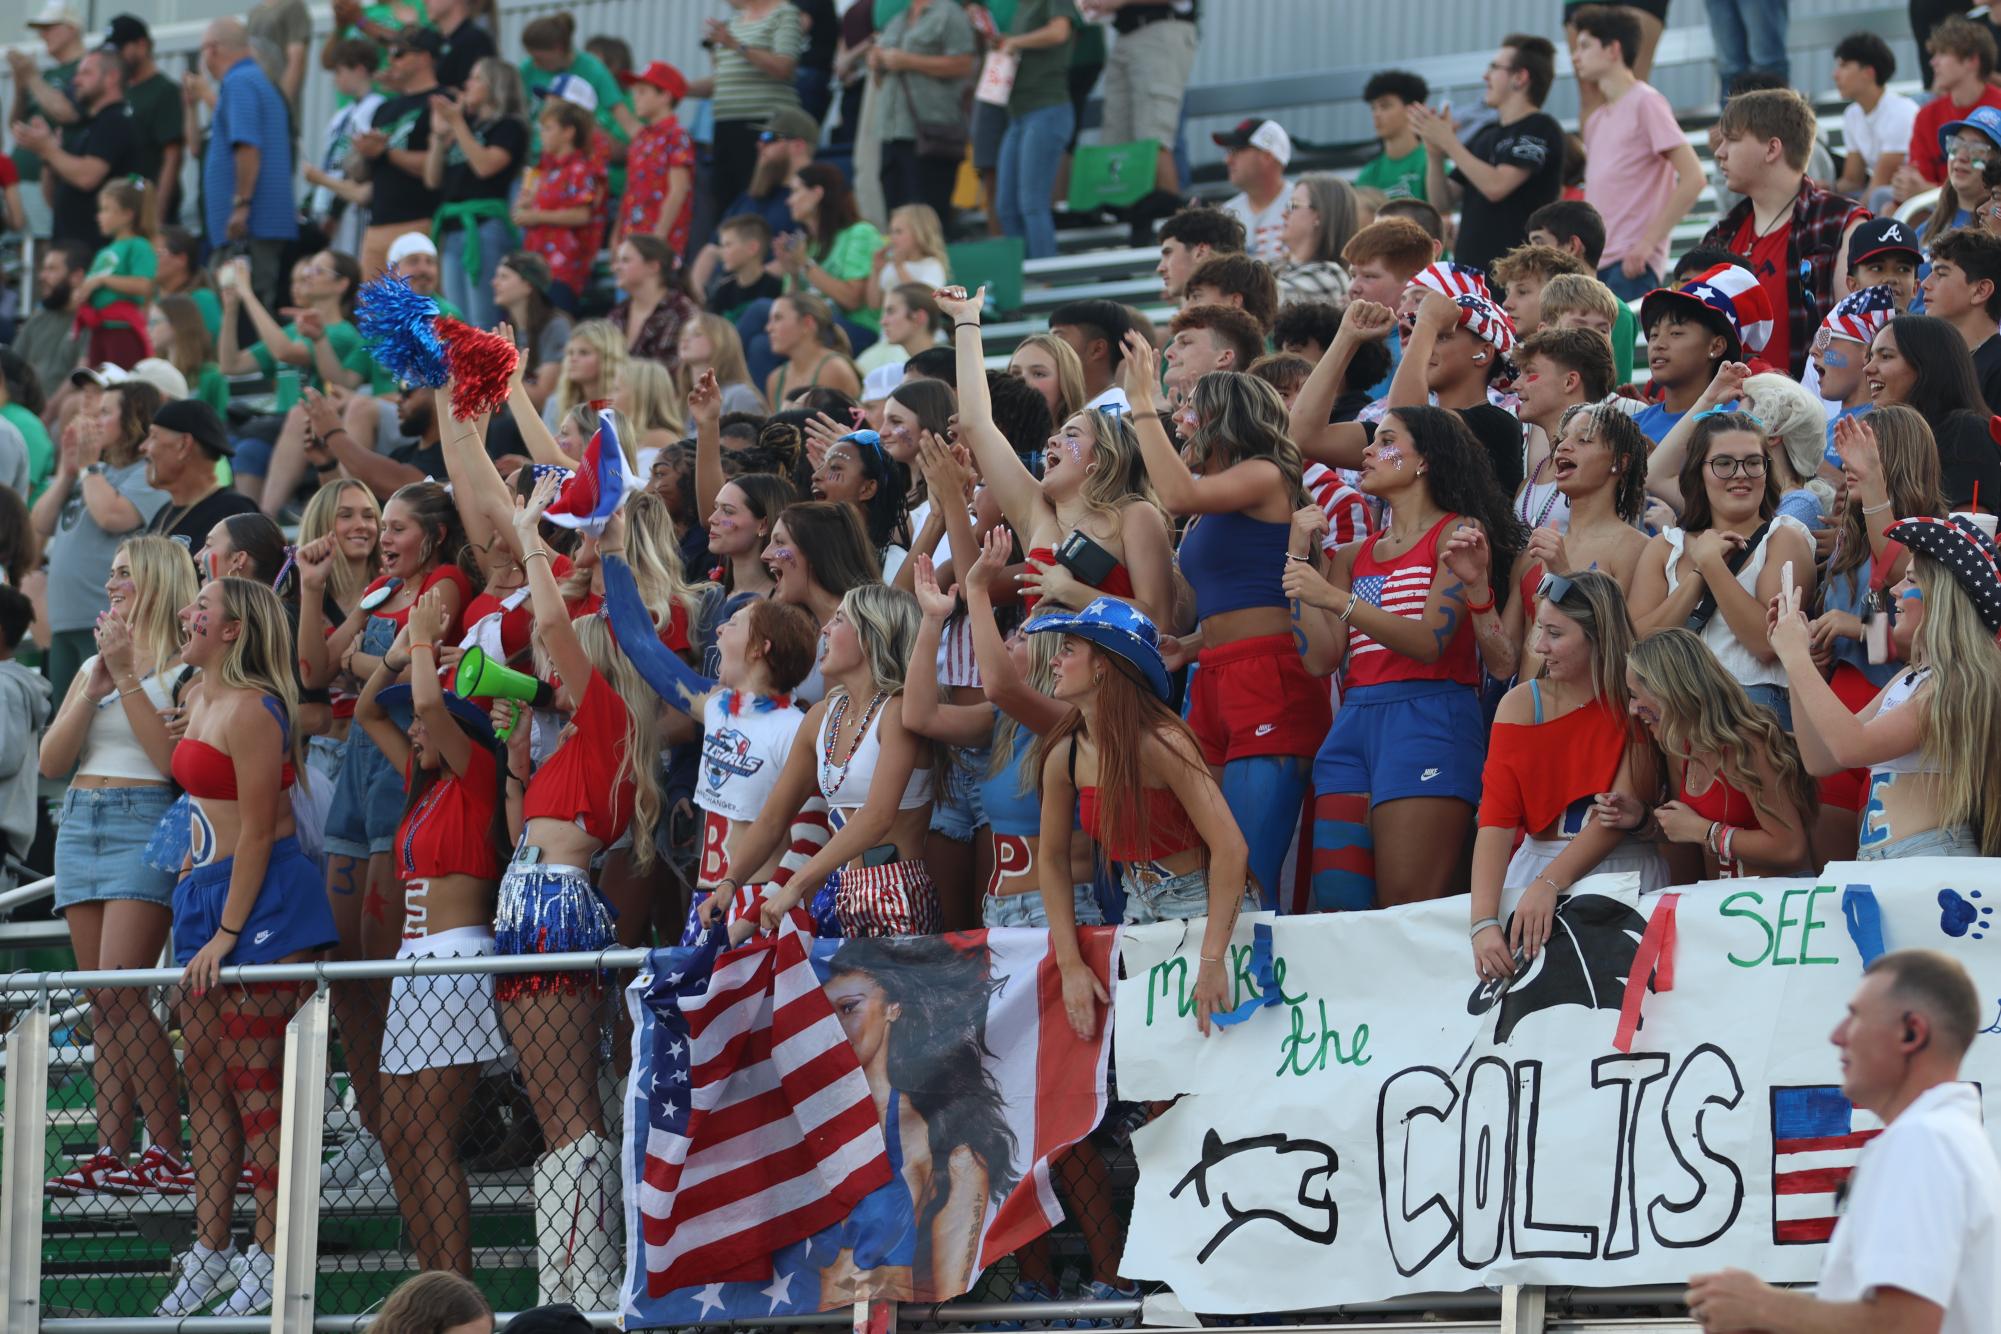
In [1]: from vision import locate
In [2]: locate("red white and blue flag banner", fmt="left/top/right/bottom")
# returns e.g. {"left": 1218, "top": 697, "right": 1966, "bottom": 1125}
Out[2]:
{"left": 545, "top": 407, "right": 641, "bottom": 536}
{"left": 1112, "top": 863, "right": 2001, "bottom": 1312}
{"left": 622, "top": 923, "right": 1118, "bottom": 1324}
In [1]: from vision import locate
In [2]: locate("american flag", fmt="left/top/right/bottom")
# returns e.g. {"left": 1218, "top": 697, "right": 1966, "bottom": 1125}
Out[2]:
{"left": 1303, "top": 464, "right": 1376, "bottom": 553}
{"left": 627, "top": 917, "right": 892, "bottom": 1298}
{"left": 1769, "top": 1085, "right": 1882, "bottom": 1244}
{"left": 1347, "top": 568, "right": 1436, "bottom": 660}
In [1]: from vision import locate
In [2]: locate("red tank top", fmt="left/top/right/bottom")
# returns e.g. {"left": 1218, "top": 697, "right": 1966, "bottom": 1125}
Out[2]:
{"left": 397, "top": 742, "right": 504, "bottom": 882}
{"left": 1343, "top": 513, "right": 1479, "bottom": 689}
{"left": 1678, "top": 764, "right": 1760, "bottom": 829}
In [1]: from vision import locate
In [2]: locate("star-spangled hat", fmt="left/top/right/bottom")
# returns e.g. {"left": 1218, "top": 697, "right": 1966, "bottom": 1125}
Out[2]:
{"left": 1640, "top": 263, "right": 1776, "bottom": 360}
{"left": 1821, "top": 283, "right": 1898, "bottom": 346}
{"left": 1885, "top": 514, "right": 2001, "bottom": 634}
{"left": 1406, "top": 262, "right": 1516, "bottom": 355}
{"left": 1025, "top": 597, "right": 1171, "bottom": 701}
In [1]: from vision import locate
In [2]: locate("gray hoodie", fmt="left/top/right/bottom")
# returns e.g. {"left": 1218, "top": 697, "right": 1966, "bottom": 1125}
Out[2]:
{"left": 0, "top": 659, "right": 52, "bottom": 879}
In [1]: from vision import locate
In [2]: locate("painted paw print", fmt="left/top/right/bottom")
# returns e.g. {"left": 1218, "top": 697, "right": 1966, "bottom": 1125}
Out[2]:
{"left": 1938, "top": 887, "right": 1992, "bottom": 940}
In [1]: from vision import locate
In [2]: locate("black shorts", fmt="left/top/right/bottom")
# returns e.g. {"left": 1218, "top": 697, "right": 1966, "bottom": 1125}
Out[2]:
{"left": 1564, "top": 0, "right": 1669, "bottom": 22}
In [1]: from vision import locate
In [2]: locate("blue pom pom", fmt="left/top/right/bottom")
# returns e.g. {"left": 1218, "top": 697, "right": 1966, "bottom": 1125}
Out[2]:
{"left": 356, "top": 273, "right": 448, "bottom": 387}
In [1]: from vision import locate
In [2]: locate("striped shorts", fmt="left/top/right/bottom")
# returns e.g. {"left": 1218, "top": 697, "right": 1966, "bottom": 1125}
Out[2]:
{"left": 835, "top": 859, "right": 941, "bottom": 938}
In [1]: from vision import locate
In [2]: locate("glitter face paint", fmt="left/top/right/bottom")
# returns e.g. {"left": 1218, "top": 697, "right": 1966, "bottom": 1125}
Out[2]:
{"left": 1823, "top": 347, "right": 1850, "bottom": 369}
{"left": 1379, "top": 441, "right": 1406, "bottom": 471}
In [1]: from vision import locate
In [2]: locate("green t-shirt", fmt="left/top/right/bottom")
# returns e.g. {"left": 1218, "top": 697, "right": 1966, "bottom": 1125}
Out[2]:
{"left": 2, "top": 403, "right": 54, "bottom": 505}
{"left": 367, "top": 297, "right": 463, "bottom": 394}
{"left": 196, "top": 363, "right": 230, "bottom": 417}
{"left": 125, "top": 72, "right": 184, "bottom": 186}
{"left": 797, "top": 222, "right": 886, "bottom": 332}
{"left": 1355, "top": 144, "right": 1429, "bottom": 202}
{"left": 189, "top": 287, "right": 224, "bottom": 340}
{"left": 1612, "top": 298, "right": 1638, "bottom": 387}
{"left": 88, "top": 236, "right": 156, "bottom": 315}
{"left": 1007, "top": 0, "right": 1081, "bottom": 115}
{"left": 249, "top": 319, "right": 368, "bottom": 392}
{"left": 11, "top": 58, "right": 78, "bottom": 183}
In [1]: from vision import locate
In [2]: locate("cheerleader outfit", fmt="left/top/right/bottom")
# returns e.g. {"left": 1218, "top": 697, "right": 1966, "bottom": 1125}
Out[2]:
{"left": 381, "top": 742, "right": 510, "bottom": 1074}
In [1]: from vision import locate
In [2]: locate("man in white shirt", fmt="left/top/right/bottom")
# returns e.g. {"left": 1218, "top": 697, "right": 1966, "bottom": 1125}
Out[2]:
{"left": 1213, "top": 117, "right": 1292, "bottom": 263}
{"left": 1833, "top": 31, "right": 1918, "bottom": 209}
{"left": 1687, "top": 949, "right": 2001, "bottom": 1334}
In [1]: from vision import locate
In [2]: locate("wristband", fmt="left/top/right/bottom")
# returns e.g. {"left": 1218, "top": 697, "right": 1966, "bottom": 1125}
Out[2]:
{"left": 410, "top": 642, "right": 435, "bottom": 657}
{"left": 217, "top": 922, "right": 242, "bottom": 936}
{"left": 508, "top": 769, "right": 528, "bottom": 784}
{"left": 1861, "top": 500, "right": 1893, "bottom": 515}
{"left": 954, "top": 321, "right": 980, "bottom": 330}
{"left": 1470, "top": 917, "right": 1502, "bottom": 940}
{"left": 1464, "top": 586, "right": 1496, "bottom": 614}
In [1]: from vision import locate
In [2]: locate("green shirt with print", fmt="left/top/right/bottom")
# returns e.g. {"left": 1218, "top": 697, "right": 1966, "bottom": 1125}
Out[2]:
{"left": 249, "top": 319, "right": 368, "bottom": 393}
{"left": 87, "top": 236, "right": 156, "bottom": 329}
{"left": 1355, "top": 144, "right": 1429, "bottom": 202}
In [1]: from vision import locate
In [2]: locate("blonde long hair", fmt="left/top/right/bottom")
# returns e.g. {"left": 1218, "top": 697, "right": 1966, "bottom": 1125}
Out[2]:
{"left": 1072, "top": 409, "right": 1162, "bottom": 521}
{"left": 1628, "top": 628, "right": 1817, "bottom": 835}
{"left": 889, "top": 204, "right": 950, "bottom": 270}
{"left": 1011, "top": 334, "right": 1086, "bottom": 422}
{"left": 1910, "top": 557, "right": 2001, "bottom": 854}
{"left": 989, "top": 615, "right": 1064, "bottom": 786}
{"left": 119, "top": 536, "right": 198, "bottom": 679}
{"left": 297, "top": 479, "right": 382, "bottom": 611}
{"left": 840, "top": 583, "right": 922, "bottom": 694}
{"left": 673, "top": 312, "right": 755, "bottom": 401}
{"left": 619, "top": 359, "right": 686, "bottom": 438}
{"left": 214, "top": 577, "right": 306, "bottom": 786}
{"left": 552, "top": 320, "right": 630, "bottom": 422}
{"left": 571, "top": 612, "right": 666, "bottom": 867}
{"left": 625, "top": 492, "right": 712, "bottom": 644}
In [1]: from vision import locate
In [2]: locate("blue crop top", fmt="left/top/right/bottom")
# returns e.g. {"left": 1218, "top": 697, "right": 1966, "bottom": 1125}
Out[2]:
{"left": 978, "top": 729, "right": 1043, "bottom": 839}
{"left": 1178, "top": 512, "right": 1292, "bottom": 621}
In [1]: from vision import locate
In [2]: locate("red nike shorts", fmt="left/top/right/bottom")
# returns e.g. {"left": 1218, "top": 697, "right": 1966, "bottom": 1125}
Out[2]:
{"left": 1188, "top": 634, "right": 1331, "bottom": 766}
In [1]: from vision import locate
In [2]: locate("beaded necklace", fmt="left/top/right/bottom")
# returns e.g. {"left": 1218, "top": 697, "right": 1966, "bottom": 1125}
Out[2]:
{"left": 399, "top": 773, "right": 454, "bottom": 879}
{"left": 819, "top": 689, "right": 889, "bottom": 798}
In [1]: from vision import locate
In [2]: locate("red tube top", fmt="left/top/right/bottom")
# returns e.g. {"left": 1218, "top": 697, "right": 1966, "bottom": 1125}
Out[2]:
{"left": 171, "top": 739, "right": 296, "bottom": 799}
{"left": 1023, "top": 544, "right": 1136, "bottom": 613}
{"left": 1079, "top": 785, "right": 1201, "bottom": 861}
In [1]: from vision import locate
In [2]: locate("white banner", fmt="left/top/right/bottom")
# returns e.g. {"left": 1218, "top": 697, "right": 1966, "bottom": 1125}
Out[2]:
{"left": 1112, "top": 860, "right": 2001, "bottom": 1312}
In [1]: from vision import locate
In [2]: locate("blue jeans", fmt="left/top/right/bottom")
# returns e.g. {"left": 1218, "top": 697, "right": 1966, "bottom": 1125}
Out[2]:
{"left": 1598, "top": 259, "right": 1663, "bottom": 304}
{"left": 997, "top": 102, "right": 1075, "bottom": 260}
{"left": 439, "top": 217, "right": 511, "bottom": 330}
{"left": 1705, "top": 0, "right": 1791, "bottom": 98}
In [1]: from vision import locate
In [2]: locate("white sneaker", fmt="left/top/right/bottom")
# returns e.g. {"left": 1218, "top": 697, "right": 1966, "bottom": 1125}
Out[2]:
{"left": 215, "top": 1244, "right": 275, "bottom": 1317}
{"left": 155, "top": 1242, "right": 237, "bottom": 1316}
{"left": 320, "top": 1131, "right": 388, "bottom": 1187}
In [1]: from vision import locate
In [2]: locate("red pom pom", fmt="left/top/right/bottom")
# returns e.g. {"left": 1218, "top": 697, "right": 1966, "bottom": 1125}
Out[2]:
{"left": 435, "top": 316, "right": 520, "bottom": 420}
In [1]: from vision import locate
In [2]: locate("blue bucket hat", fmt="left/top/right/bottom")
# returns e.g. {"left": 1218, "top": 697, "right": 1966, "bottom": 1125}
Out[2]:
{"left": 374, "top": 683, "right": 497, "bottom": 746}
{"left": 1026, "top": 596, "right": 1172, "bottom": 701}
{"left": 1939, "top": 104, "right": 2001, "bottom": 159}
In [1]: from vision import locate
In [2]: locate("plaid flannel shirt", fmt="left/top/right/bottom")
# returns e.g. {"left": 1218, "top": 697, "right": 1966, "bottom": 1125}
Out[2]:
{"left": 1701, "top": 180, "right": 1868, "bottom": 380}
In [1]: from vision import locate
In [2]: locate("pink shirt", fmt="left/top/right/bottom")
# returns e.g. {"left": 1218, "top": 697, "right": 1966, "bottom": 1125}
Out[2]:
{"left": 1582, "top": 80, "right": 1686, "bottom": 277}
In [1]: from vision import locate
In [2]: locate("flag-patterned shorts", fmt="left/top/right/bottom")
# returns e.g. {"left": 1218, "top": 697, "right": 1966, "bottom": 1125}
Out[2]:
{"left": 835, "top": 859, "right": 942, "bottom": 938}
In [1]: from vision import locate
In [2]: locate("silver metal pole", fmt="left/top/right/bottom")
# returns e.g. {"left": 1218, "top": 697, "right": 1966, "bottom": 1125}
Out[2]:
{"left": 1502, "top": 1284, "right": 1548, "bottom": 1334}
{"left": 0, "top": 948, "right": 655, "bottom": 993}
{"left": 272, "top": 987, "right": 332, "bottom": 1334}
{"left": 0, "top": 996, "right": 50, "bottom": 1329}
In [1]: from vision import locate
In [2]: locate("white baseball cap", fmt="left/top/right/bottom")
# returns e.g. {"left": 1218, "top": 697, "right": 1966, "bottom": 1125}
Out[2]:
{"left": 130, "top": 358, "right": 190, "bottom": 401}
{"left": 27, "top": 2, "right": 85, "bottom": 31}
{"left": 861, "top": 361, "right": 905, "bottom": 404}
{"left": 69, "top": 362, "right": 130, "bottom": 389}
{"left": 388, "top": 231, "right": 439, "bottom": 266}
{"left": 1211, "top": 117, "right": 1293, "bottom": 169}
{"left": 542, "top": 73, "right": 598, "bottom": 113}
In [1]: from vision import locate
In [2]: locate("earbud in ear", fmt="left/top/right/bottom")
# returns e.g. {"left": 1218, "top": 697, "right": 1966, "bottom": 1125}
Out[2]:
{"left": 1473, "top": 352, "right": 1488, "bottom": 363}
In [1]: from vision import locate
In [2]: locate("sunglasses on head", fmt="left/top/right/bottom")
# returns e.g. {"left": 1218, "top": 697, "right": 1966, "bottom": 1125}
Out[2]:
{"left": 1537, "top": 573, "right": 1576, "bottom": 604}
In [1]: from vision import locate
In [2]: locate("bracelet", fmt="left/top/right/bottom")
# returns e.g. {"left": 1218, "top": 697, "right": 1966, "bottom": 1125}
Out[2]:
{"left": 118, "top": 684, "right": 145, "bottom": 700}
{"left": 410, "top": 642, "right": 435, "bottom": 657}
{"left": 1339, "top": 588, "right": 1360, "bottom": 622}
{"left": 954, "top": 321, "right": 980, "bottom": 330}
{"left": 1706, "top": 820, "right": 1723, "bottom": 856}
{"left": 524, "top": 549, "right": 552, "bottom": 564}
{"left": 1861, "top": 500, "right": 1893, "bottom": 515}
{"left": 716, "top": 877, "right": 742, "bottom": 895}
{"left": 1198, "top": 952, "right": 1226, "bottom": 964}
{"left": 1470, "top": 916, "right": 1502, "bottom": 940}
{"left": 1720, "top": 825, "right": 1737, "bottom": 863}
{"left": 508, "top": 769, "right": 528, "bottom": 784}
{"left": 217, "top": 922, "right": 242, "bottom": 936}
{"left": 1535, "top": 873, "right": 1564, "bottom": 895}
{"left": 1464, "top": 587, "right": 1496, "bottom": 614}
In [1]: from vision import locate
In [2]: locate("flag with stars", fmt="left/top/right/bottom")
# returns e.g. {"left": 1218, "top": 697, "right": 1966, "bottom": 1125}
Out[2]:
{"left": 623, "top": 924, "right": 1120, "bottom": 1323}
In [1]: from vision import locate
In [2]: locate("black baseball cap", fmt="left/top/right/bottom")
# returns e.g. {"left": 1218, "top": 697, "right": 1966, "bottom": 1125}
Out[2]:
{"left": 1846, "top": 216, "right": 1923, "bottom": 271}
{"left": 154, "top": 399, "right": 233, "bottom": 458}
{"left": 390, "top": 26, "right": 446, "bottom": 59}
{"left": 104, "top": 13, "right": 149, "bottom": 47}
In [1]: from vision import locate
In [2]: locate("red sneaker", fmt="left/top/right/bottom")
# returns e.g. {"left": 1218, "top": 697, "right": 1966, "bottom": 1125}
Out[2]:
{"left": 98, "top": 1145, "right": 193, "bottom": 1196}
{"left": 45, "top": 1150, "right": 125, "bottom": 1197}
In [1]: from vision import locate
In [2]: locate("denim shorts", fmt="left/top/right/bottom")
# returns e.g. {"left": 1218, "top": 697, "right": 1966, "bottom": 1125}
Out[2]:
{"left": 323, "top": 618, "right": 404, "bottom": 858}
{"left": 1857, "top": 823, "right": 1980, "bottom": 861}
{"left": 984, "top": 883, "right": 1103, "bottom": 929}
{"left": 929, "top": 746, "right": 992, "bottom": 843}
{"left": 1122, "top": 864, "right": 1217, "bottom": 925}
{"left": 54, "top": 785, "right": 180, "bottom": 910}
{"left": 1743, "top": 683, "right": 1793, "bottom": 733}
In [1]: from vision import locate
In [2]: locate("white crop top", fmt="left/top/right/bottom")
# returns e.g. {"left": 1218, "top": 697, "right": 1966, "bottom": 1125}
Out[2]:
{"left": 816, "top": 693, "right": 935, "bottom": 812}
{"left": 698, "top": 693, "right": 807, "bottom": 823}
{"left": 1663, "top": 515, "right": 1811, "bottom": 692}
{"left": 1872, "top": 667, "right": 1941, "bottom": 775}
{"left": 76, "top": 656, "right": 178, "bottom": 782}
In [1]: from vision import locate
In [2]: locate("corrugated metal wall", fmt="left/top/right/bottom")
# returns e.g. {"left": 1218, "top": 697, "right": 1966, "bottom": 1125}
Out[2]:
{"left": 54, "top": 0, "right": 1921, "bottom": 181}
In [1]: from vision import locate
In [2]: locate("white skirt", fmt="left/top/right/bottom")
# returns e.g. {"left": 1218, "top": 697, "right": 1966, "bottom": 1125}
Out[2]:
{"left": 380, "top": 925, "right": 512, "bottom": 1076}
{"left": 1502, "top": 834, "right": 1673, "bottom": 903}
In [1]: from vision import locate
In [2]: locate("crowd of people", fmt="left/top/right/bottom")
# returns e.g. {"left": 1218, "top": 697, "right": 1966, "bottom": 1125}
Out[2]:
{"left": 7, "top": 0, "right": 2001, "bottom": 1322}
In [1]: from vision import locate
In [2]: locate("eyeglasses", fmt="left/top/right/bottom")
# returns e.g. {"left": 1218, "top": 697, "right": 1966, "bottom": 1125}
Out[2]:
{"left": 1487, "top": 61, "right": 1518, "bottom": 74}
{"left": 1948, "top": 138, "right": 1994, "bottom": 161}
{"left": 1708, "top": 454, "right": 1768, "bottom": 479}
{"left": 758, "top": 130, "right": 780, "bottom": 144}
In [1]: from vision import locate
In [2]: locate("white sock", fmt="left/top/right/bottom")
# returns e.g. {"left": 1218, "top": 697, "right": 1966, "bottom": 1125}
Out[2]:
{"left": 191, "top": 1241, "right": 230, "bottom": 1260}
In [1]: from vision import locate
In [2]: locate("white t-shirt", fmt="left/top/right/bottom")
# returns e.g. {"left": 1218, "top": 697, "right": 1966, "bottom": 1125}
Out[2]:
{"left": 875, "top": 256, "right": 948, "bottom": 298}
{"left": 1223, "top": 184, "right": 1290, "bottom": 263}
{"left": 1841, "top": 92, "right": 1921, "bottom": 172}
{"left": 1085, "top": 385, "right": 1131, "bottom": 412}
{"left": 1816, "top": 1081, "right": 2001, "bottom": 1334}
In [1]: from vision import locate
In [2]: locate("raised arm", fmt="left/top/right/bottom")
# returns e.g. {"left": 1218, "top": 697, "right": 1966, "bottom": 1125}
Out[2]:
{"left": 1121, "top": 331, "right": 1286, "bottom": 516}
{"left": 905, "top": 554, "right": 999, "bottom": 747}
{"left": 354, "top": 656, "right": 416, "bottom": 775}
{"left": 1645, "top": 362, "right": 1749, "bottom": 505}
{"left": 404, "top": 589, "right": 472, "bottom": 777}
{"left": 937, "top": 286, "right": 1045, "bottom": 535}
{"left": 688, "top": 370, "right": 727, "bottom": 524}
{"left": 437, "top": 370, "right": 519, "bottom": 558}
{"left": 507, "top": 378, "right": 574, "bottom": 467}
{"left": 512, "top": 473, "right": 595, "bottom": 698}
{"left": 1289, "top": 301, "right": 1391, "bottom": 468}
